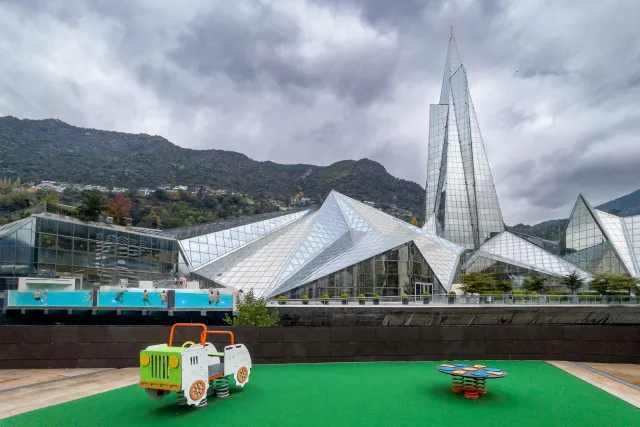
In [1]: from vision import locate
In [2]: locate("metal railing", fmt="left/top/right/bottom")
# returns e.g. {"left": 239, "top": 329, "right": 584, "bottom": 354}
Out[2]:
{"left": 267, "top": 294, "right": 639, "bottom": 306}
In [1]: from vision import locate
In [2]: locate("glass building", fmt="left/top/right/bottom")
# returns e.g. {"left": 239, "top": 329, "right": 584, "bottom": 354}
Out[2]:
{"left": 0, "top": 213, "right": 179, "bottom": 291}
{"left": 2, "top": 32, "right": 638, "bottom": 297}
{"left": 182, "top": 191, "right": 465, "bottom": 298}
{"left": 560, "top": 194, "right": 640, "bottom": 277}
{"left": 423, "top": 30, "right": 504, "bottom": 249}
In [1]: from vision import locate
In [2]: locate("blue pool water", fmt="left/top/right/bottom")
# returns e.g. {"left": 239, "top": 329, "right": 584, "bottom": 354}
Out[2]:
{"left": 9, "top": 291, "right": 93, "bottom": 307}
{"left": 7, "top": 290, "right": 233, "bottom": 309}
{"left": 98, "top": 291, "right": 166, "bottom": 308}
{"left": 174, "top": 291, "right": 233, "bottom": 309}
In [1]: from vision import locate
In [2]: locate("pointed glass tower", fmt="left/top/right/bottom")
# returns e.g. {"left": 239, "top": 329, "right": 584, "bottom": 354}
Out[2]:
{"left": 424, "top": 29, "right": 504, "bottom": 249}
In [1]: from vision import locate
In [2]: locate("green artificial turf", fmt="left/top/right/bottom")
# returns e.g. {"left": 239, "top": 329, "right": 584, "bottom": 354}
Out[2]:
{"left": 4, "top": 361, "right": 638, "bottom": 427}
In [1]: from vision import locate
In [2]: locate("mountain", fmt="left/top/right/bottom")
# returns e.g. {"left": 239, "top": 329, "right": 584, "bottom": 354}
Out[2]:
{"left": 508, "top": 219, "right": 569, "bottom": 241}
{"left": 595, "top": 189, "right": 640, "bottom": 216}
{"left": 0, "top": 116, "right": 424, "bottom": 218}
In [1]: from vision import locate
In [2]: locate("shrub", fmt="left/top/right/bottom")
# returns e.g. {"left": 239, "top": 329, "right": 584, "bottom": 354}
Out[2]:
{"left": 321, "top": 294, "right": 329, "bottom": 299}
{"left": 358, "top": 293, "right": 365, "bottom": 298}
{"left": 401, "top": 293, "right": 408, "bottom": 297}
{"left": 372, "top": 293, "right": 380, "bottom": 298}
{"left": 422, "top": 292, "right": 431, "bottom": 296}
{"left": 449, "top": 291, "right": 456, "bottom": 295}
{"left": 548, "top": 291, "right": 570, "bottom": 295}
{"left": 277, "top": 295, "right": 287, "bottom": 305}
{"left": 224, "top": 290, "right": 279, "bottom": 327}
{"left": 302, "top": 295, "right": 309, "bottom": 305}
{"left": 340, "top": 293, "right": 349, "bottom": 298}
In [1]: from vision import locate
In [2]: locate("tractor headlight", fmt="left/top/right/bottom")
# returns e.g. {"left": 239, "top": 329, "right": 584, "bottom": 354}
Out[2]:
{"left": 169, "top": 356, "right": 179, "bottom": 368}
{"left": 140, "top": 354, "right": 150, "bottom": 366}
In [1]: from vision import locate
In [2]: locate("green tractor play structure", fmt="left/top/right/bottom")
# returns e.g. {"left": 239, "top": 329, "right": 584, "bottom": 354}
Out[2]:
{"left": 139, "top": 323, "right": 252, "bottom": 407}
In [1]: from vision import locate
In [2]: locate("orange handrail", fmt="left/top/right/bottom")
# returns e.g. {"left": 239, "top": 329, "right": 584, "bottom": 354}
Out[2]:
{"left": 168, "top": 323, "right": 207, "bottom": 347}
{"left": 201, "top": 330, "right": 235, "bottom": 345}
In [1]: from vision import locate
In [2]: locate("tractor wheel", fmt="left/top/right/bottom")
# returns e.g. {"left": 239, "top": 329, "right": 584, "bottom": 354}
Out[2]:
{"left": 236, "top": 366, "right": 249, "bottom": 386}
{"left": 189, "top": 380, "right": 207, "bottom": 401}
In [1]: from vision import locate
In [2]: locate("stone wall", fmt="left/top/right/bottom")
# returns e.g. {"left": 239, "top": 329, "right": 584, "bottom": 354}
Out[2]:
{"left": 1, "top": 325, "right": 638, "bottom": 369}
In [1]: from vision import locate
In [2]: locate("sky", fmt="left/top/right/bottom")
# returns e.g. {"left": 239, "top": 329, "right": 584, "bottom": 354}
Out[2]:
{"left": 1, "top": 0, "right": 639, "bottom": 225}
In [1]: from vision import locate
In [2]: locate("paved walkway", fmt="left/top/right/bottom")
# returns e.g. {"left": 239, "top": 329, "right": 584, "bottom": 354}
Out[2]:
{"left": 0, "top": 368, "right": 139, "bottom": 419}
{"left": 549, "top": 361, "right": 640, "bottom": 409}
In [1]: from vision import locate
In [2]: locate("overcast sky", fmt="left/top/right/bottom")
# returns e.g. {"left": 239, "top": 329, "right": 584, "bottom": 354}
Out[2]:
{"left": 1, "top": 0, "right": 639, "bottom": 225}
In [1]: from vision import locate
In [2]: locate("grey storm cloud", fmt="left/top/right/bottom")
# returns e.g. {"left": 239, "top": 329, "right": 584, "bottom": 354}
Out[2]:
{"left": 0, "top": 0, "right": 639, "bottom": 225}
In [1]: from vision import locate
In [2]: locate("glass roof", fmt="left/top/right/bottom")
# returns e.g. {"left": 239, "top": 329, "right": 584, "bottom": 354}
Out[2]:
{"left": 0, "top": 217, "right": 34, "bottom": 239}
{"left": 192, "top": 190, "right": 465, "bottom": 297}
{"left": 464, "top": 231, "right": 591, "bottom": 279}
{"left": 594, "top": 209, "right": 638, "bottom": 276}
{"left": 179, "top": 209, "right": 310, "bottom": 269}
{"left": 623, "top": 215, "right": 640, "bottom": 274}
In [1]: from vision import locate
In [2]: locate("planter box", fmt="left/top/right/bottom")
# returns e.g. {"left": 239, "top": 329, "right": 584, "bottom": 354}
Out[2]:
{"left": 358, "top": 300, "right": 365, "bottom": 305}
{"left": 422, "top": 298, "right": 430, "bottom": 305}
{"left": 448, "top": 297, "right": 455, "bottom": 304}
{"left": 402, "top": 299, "right": 409, "bottom": 305}
{"left": 341, "top": 300, "right": 348, "bottom": 305}
{"left": 373, "top": 300, "right": 380, "bottom": 305}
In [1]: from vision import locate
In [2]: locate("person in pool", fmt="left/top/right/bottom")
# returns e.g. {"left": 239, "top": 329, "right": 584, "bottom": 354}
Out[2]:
{"left": 115, "top": 287, "right": 126, "bottom": 304}
{"left": 142, "top": 289, "right": 151, "bottom": 306}
{"left": 159, "top": 290, "right": 167, "bottom": 307}
{"left": 33, "top": 289, "right": 42, "bottom": 304}
{"left": 208, "top": 288, "right": 215, "bottom": 305}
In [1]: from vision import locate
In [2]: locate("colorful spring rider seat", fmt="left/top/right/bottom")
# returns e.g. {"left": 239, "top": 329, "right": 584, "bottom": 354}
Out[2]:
{"left": 437, "top": 363, "right": 507, "bottom": 399}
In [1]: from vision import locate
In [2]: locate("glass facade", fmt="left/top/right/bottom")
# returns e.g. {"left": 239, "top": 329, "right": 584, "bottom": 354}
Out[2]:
{"left": 560, "top": 195, "right": 639, "bottom": 277}
{"left": 465, "top": 231, "right": 590, "bottom": 282}
{"left": 424, "top": 32, "right": 504, "bottom": 250}
{"left": 280, "top": 241, "right": 439, "bottom": 298}
{"left": 0, "top": 214, "right": 178, "bottom": 291}
{"left": 178, "top": 210, "right": 308, "bottom": 270}
{"left": 192, "top": 191, "right": 464, "bottom": 298}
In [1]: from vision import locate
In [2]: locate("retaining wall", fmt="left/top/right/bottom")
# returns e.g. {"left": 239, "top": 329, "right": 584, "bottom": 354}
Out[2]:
{"left": 0, "top": 324, "right": 638, "bottom": 369}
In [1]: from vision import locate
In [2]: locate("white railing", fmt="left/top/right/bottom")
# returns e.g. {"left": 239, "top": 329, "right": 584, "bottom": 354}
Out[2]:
{"left": 266, "top": 294, "right": 639, "bottom": 306}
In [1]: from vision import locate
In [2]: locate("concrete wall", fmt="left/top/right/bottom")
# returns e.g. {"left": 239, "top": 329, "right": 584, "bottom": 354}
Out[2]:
{"left": 0, "top": 325, "right": 638, "bottom": 369}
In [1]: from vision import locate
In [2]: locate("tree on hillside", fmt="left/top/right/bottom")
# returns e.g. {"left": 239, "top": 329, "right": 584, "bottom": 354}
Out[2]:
{"left": 40, "top": 190, "right": 60, "bottom": 211}
{"left": 410, "top": 217, "right": 418, "bottom": 226}
{"left": 107, "top": 194, "right": 133, "bottom": 223}
{"left": 78, "top": 190, "right": 107, "bottom": 221}
{"left": 562, "top": 271, "right": 585, "bottom": 294}
{"left": 522, "top": 271, "right": 547, "bottom": 293}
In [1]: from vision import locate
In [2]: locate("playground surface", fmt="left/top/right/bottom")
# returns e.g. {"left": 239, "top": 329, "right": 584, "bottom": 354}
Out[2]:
{"left": 2, "top": 361, "right": 638, "bottom": 426}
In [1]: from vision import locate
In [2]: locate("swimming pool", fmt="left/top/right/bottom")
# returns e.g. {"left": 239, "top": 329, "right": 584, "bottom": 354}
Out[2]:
{"left": 8, "top": 291, "right": 93, "bottom": 307}
{"left": 174, "top": 291, "right": 233, "bottom": 309}
{"left": 98, "top": 291, "right": 166, "bottom": 308}
{"left": 6, "top": 290, "right": 233, "bottom": 309}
